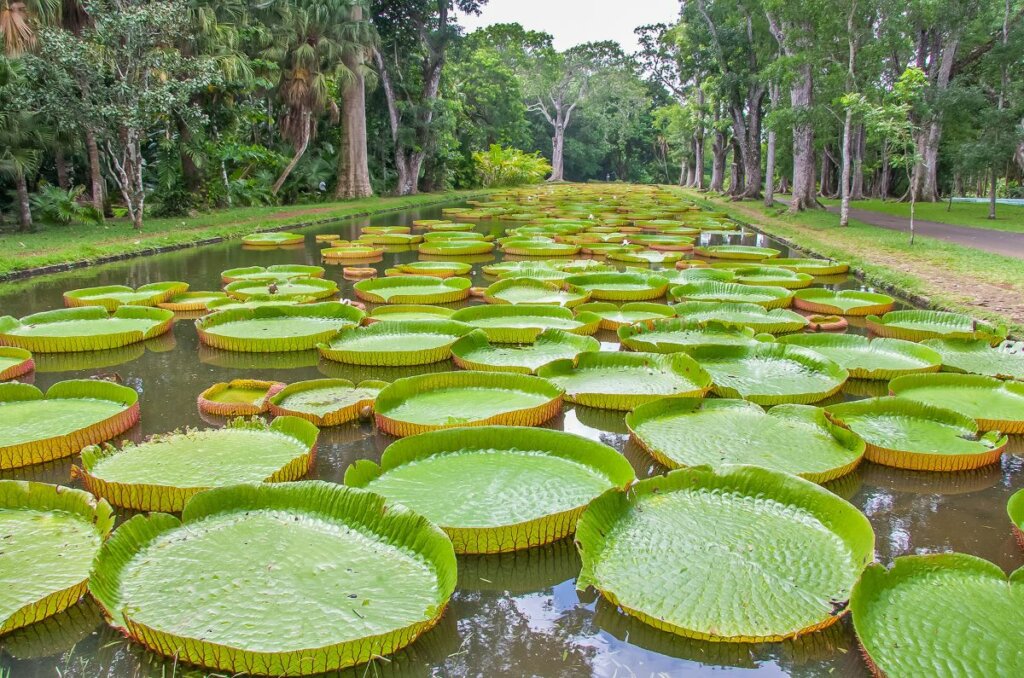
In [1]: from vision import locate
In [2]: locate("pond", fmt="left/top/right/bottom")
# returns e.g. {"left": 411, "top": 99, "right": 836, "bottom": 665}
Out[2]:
{"left": 1, "top": 199, "right": 1022, "bottom": 677}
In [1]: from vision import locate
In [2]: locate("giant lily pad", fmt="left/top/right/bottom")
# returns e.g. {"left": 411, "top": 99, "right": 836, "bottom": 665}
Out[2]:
{"left": 63, "top": 282, "right": 188, "bottom": 310}
{"left": 793, "top": 289, "right": 895, "bottom": 316}
{"left": 1009, "top": 489, "right": 1024, "bottom": 548}
{"left": 451, "top": 329, "right": 600, "bottom": 374}
{"left": 0, "top": 380, "right": 139, "bottom": 469}
{"left": 629, "top": 234, "right": 695, "bottom": 251}
{"left": 618, "top": 319, "right": 756, "bottom": 353}
{"left": 626, "top": 399, "right": 863, "bottom": 482}
{"left": 418, "top": 240, "right": 494, "bottom": 256}
{"left": 694, "top": 245, "right": 781, "bottom": 260}
{"left": 366, "top": 304, "right": 456, "bottom": 323}
{"left": 484, "top": 278, "right": 590, "bottom": 307}
{"left": 575, "top": 465, "right": 874, "bottom": 642}
{"left": 574, "top": 302, "right": 676, "bottom": 330}
{"left": 732, "top": 266, "right": 813, "bottom": 289}
{"left": 353, "top": 276, "right": 471, "bottom": 304}
{"left": 537, "top": 351, "right": 712, "bottom": 410}
{"left": 866, "top": 310, "right": 1007, "bottom": 345}
{"left": 450, "top": 305, "right": 600, "bottom": 342}
{"left": 825, "top": 396, "right": 1007, "bottom": 471}
{"left": 88, "top": 482, "right": 456, "bottom": 675}
{"left": 157, "top": 291, "right": 228, "bottom": 312}
{"left": 776, "top": 334, "right": 942, "bottom": 380}
{"left": 241, "top": 232, "right": 304, "bottom": 246}
{"left": 674, "top": 301, "right": 808, "bottom": 334}
{"left": 268, "top": 379, "right": 387, "bottom": 426}
{"left": 206, "top": 295, "right": 316, "bottom": 311}
{"left": 606, "top": 249, "right": 683, "bottom": 265}
{"left": 357, "top": 233, "right": 423, "bottom": 246}
{"left": 321, "top": 244, "right": 384, "bottom": 259}
{"left": 345, "top": 426, "right": 634, "bottom": 554}
{"left": 77, "top": 417, "right": 318, "bottom": 512}
{"left": 660, "top": 267, "right": 736, "bottom": 285}
{"left": 0, "top": 481, "right": 114, "bottom": 634}
{"left": 0, "top": 306, "right": 174, "bottom": 353}
{"left": 850, "top": 553, "right": 1024, "bottom": 677}
{"left": 564, "top": 273, "right": 668, "bottom": 301}
{"left": 195, "top": 302, "right": 364, "bottom": 352}
{"left": 671, "top": 281, "right": 794, "bottom": 309}
{"left": 772, "top": 258, "right": 849, "bottom": 276}
{"left": 221, "top": 265, "right": 325, "bottom": 284}
{"left": 690, "top": 343, "right": 848, "bottom": 405}
{"left": 317, "top": 320, "right": 472, "bottom": 366}
{"left": 391, "top": 261, "right": 472, "bottom": 278}
{"left": 922, "top": 339, "right": 1024, "bottom": 380}
{"left": 0, "top": 347, "right": 33, "bottom": 381}
{"left": 225, "top": 278, "right": 338, "bottom": 301}
{"left": 889, "top": 373, "right": 1024, "bottom": 433}
{"left": 196, "top": 379, "right": 285, "bottom": 417}
{"left": 374, "top": 371, "right": 563, "bottom": 437}
{"left": 501, "top": 239, "right": 580, "bottom": 257}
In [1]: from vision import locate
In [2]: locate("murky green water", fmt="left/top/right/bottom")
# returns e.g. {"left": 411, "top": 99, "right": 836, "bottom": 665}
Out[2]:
{"left": 1, "top": 202, "right": 1021, "bottom": 677}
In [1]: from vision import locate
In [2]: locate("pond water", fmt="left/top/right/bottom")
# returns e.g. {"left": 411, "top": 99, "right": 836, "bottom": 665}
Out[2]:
{"left": 1, "top": 201, "right": 1022, "bottom": 678}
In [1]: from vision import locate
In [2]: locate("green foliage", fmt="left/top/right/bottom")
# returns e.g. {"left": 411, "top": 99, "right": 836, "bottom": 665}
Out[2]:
{"left": 29, "top": 185, "right": 102, "bottom": 225}
{"left": 472, "top": 145, "right": 552, "bottom": 187}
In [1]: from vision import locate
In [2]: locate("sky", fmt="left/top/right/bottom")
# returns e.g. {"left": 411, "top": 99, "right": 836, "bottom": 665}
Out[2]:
{"left": 457, "top": 0, "right": 681, "bottom": 53}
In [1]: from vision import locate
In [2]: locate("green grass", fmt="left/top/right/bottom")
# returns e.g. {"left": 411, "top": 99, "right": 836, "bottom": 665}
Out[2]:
{"left": 0, "top": 190, "right": 489, "bottom": 277}
{"left": 819, "top": 198, "right": 1024, "bottom": 233}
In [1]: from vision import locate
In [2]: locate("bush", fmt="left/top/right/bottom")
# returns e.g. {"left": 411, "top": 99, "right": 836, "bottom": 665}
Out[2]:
{"left": 472, "top": 145, "right": 552, "bottom": 187}
{"left": 30, "top": 185, "right": 103, "bottom": 225}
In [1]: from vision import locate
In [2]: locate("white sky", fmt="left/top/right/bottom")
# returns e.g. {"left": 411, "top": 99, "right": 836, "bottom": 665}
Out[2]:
{"left": 457, "top": 0, "right": 681, "bottom": 53}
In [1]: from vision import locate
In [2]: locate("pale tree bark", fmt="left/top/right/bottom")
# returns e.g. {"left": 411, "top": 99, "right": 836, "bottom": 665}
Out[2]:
{"left": 764, "top": 81, "right": 780, "bottom": 207}
{"left": 272, "top": 110, "right": 311, "bottom": 195}
{"left": 989, "top": 0, "right": 1010, "bottom": 220}
{"left": 15, "top": 173, "right": 33, "bottom": 232}
{"left": 551, "top": 121, "right": 566, "bottom": 181}
{"left": 334, "top": 5, "right": 372, "bottom": 200}
{"left": 729, "top": 137, "right": 745, "bottom": 196}
{"left": 105, "top": 126, "right": 146, "bottom": 230}
{"left": 693, "top": 85, "right": 706, "bottom": 189}
{"left": 839, "top": 1, "right": 858, "bottom": 227}
{"left": 913, "top": 30, "right": 960, "bottom": 202}
{"left": 851, "top": 123, "right": 866, "bottom": 199}
{"left": 84, "top": 127, "right": 104, "bottom": 215}
{"left": 710, "top": 105, "right": 728, "bottom": 192}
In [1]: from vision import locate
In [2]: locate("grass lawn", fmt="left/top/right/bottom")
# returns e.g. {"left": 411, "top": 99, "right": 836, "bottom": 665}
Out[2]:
{"left": 819, "top": 197, "right": 1024, "bottom": 233}
{"left": 0, "top": 190, "right": 487, "bottom": 277}
{"left": 681, "top": 189, "right": 1024, "bottom": 336}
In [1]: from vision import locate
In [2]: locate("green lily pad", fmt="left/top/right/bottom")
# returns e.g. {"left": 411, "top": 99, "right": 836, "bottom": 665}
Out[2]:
{"left": 629, "top": 234, "right": 695, "bottom": 250}
{"left": 659, "top": 267, "right": 736, "bottom": 285}
{"left": 157, "top": 291, "right": 229, "bottom": 311}
{"left": 0, "top": 306, "right": 174, "bottom": 353}
{"left": 776, "top": 334, "right": 942, "bottom": 380}
{"left": 362, "top": 225, "right": 411, "bottom": 234}
{"left": 626, "top": 399, "right": 863, "bottom": 482}
{"left": 606, "top": 249, "right": 683, "bottom": 265}
{"left": 196, "top": 302, "right": 364, "bottom": 352}
{"left": 0, "top": 380, "right": 139, "bottom": 469}
{"left": 501, "top": 239, "right": 581, "bottom": 257}
{"left": 671, "top": 281, "right": 794, "bottom": 309}
{"left": 922, "top": 339, "right": 1024, "bottom": 380}
{"left": 374, "top": 371, "right": 563, "bottom": 436}
{"left": 357, "top": 233, "right": 423, "bottom": 246}
{"left": 367, "top": 304, "right": 457, "bottom": 323}
{"left": 421, "top": 230, "right": 487, "bottom": 241}
{"left": 268, "top": 379, "right": 387, "bottom": 426}
{"left": 618, "top": 319, "right": 756, "bottom": 353}
{"left": 793, "top": 289, "right": 895, "bottom": 316}
{"left": 537, "top": 351, "right": 712, "bottom": 410}
{"left": 0, "top": 346, "right": 33, "bottom": 381}
{"left": 321, "top": 244, "right": 383, "bottom": 259}
{"left": 690, "top": 343, "right": 849, "bottom": 405}
{"left": 564, "top": 273, "right": 669, "bottom": 301}
{"left": 825, "top": 396, "right": 1008, "bottom": 471}
{"left": 422, "top": 221, "right": 474, "bottom": 231}
{"left": 771, "top": 258, "right": 849, "bottom": 276}
{"left": 451, "top": 329, "right": 600, "bottom": 374}
{"left": 225, "top": 278, "right": 338, "bottom": 301}
{"left": 78, "top": 416, "right": 319, "bottom": 511}
{"left": 583, "top": 242, "right": 644, "bottom": 255}
{"left": 866, "top": 310, "right": 1007, "bottom": 345}
{"left": 88, "top": 482, "right": 456, "bottom": 675}
{"left": 733, "top": 267, "right": 814, "bottom": 289}
{"left": 694, "top": 245, "right": 781, "bottom": 260}
{"left": 574, "top": 302, "right": 676, "bottom": 330}
{"left": 220, "top": 265, "right": 325, "bottom": 284}
{"left": 889, "top": 373, "right": 1024, "bottom": 433}
{"left": 354, "top": 276, "right": 471, "bottom": 304}
{"left": 63, "top": 282, "right": 188, "bottom": 310}
{"left": 674, "top": 301, "right": 808, "bottom": 334}
{"left": 417, "top": 240, "right": 495, "bottom": 256}
{"left": 196, "top": 379, "right": 284, "bottom": 416}
{"left": 317, "top": 320, "right": 473, "bottom": 366}
{"left": 393, "top": 261, "right": 472, "bottom": 277}
{"left": 495, "top": 263, "right": 578, "bottom": 283}
{"left": 850, "top": 553, "right": 1024, "bottom": 677}
{"left": 345, "top": 426, "right": 635, "bottom": 553}
{"left": 575, "top": 465, "right": 874, "bottom": 642}
{"left": 1009, "top": 489, "right": 1024, "bottom": 548}
{"left": 206, "top": 295, "right": 316, "bottom": 311}
{"left": 0, "top": 481, "right": 114, "bottom": 634}
{"left": 450, "top": 304, "right": 601, "bottom": 342}
{"left": 484, "top": 278, "right": 590, "bottom": 307}
{"left": 241, "top": 232, "right": 304, "bottom": 246}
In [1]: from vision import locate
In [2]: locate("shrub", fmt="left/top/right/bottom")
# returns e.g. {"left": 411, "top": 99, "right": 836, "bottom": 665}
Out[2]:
{"left": 472, "top": 145, "right": 552, "bottom": 187}
{"left": 30, "top": 185, "right": 103, "bottom": 225}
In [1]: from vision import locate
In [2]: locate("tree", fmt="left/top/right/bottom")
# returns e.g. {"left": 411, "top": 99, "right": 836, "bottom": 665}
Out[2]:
{"left": 0, "top": 60, "right": 47, "bottom": 230}
{"left": 333, "top": 0, "right": 376, "bottom": 199}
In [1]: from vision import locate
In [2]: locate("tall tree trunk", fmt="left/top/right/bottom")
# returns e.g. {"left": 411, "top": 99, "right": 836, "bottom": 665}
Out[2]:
{"left": 693, "top": 86, "right": 706, "bottom": 190}
{"left": 879, "top": 140, "right": 891, "bottom": 198}
{"left": 272, "top": 111, "right": 311, "bottom": 195}
{"left": 764, "top": 82, "right": 780, "bottom": 207}
{"left": 710, "top": 106, "right": 727, "bottom": 192}
{"left": 177, "top": 116, "right": 203, "bottom": 194}
{"left": 989, "top": 170, "right": 998, "bottom": 220}
{"left": 85, "top": 127, "right": 104, "bottom": 216}
{"left": 550, "top": 124, "right": 566, "bottom": 182}
{"left": 334, "top": 8, "right": 373, "bottom": 200}
{"left": 15, "top": 173, "right": 32, "bottom": 232}
{"left": 912, "top": 32, "right": 960, "bottom": 202}
{"left": 679, "top": 152, "right": 688, "bottom": 186}
{"left": 55, "top": 147, "right": 70, "bottom": 190}
{"left": 851, "top": 123, "right": 865, "bottom": 199}
{"left": 728, "top": 137, "right": 745, "bottom": 196}
{"left": 788, "top": 63, "right": 818, "bottom": 212}
{"left": 840, "top": 109, "right": 854, "bottom": 226}
{"left": 730, "top": 91, "right": 764, "bottom": 200}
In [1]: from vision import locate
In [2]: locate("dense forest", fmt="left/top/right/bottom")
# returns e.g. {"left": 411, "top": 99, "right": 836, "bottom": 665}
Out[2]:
{"left": 0, "top": 0, "right": 1022, "bottom": 231}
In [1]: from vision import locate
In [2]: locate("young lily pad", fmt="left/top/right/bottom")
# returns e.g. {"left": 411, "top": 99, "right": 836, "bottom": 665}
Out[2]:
{"left": 564, "top": 273, "right": 669, "bottom": 301}
{"left": 0, "top": 347, "right": 34, "bottom": 381}
{"left": 825, "top": 396, "right": 1007, "bottom": 471}
{"left": 0, "top": 380, "right": 139, "bottom": 469}
{"left": 793, "top": 289, "right": 895, "bottom": 316}
{"left": 346, "top": 426, "right": 635, "bottom": 554}
{"left": 321, "top": 244, "right": 384, "bottom": 259}
{"left": 537, "top": 351, "right": 712, "bottom": 410}
{"left": 629, "top": 234, "right": 695, "bottom": 251}
{"left": 850, "top": 553, "right": 1024, "bottom": 677}
{"left": 366, "top": 305, "right": 457, "bottom": 324}
{"left": 671, "top": 281, "right": 794, "bottom": 309}
{"left": 776, "top": 334, "right": 942, "bottom": 380}
{"left": 392, "top": 261, "right": 472, "bottom": 278}
{"left": 357, "top": 233, "right": 423, "bottom": 246}
{"left": 575, "top": 465, "right": 874, "bottom": 642}
{"left": 225, "top": 277, "right": 338, "bottom": 301}
{"left": 88, "top": 482, "right": 456, "bottom": 675}
{"left": 451, "top": 329, "right": 600, "bottom": 374}
{"left": 583, "top": 242, "right": 644, "bottom": 255}
{"left": 374, "top": 371, "right": 563, "bottom": 437}
{"left": 732, "top": 266, "right": 813, "bottom": 289}
{"left": 574, "top": 302, "right": 676, "bottom": 331}
{"left": 63, "top": 282, "right": 188, "bottom": 310}
{"left": 690, "top": 343, "right": 849, "bottom": 405}
{"left": 606, "top": 249, "right": 683, "bottom": 265}
{"left": 353, "top": 275, "right": 471, "bottom": 304}
{"left": 0, "top": 306, "right": 174, "bottom": 353}
{"left": 501, "top": 239, "right": 581, "bottom": 257}
{"left": 362, "top": 225, "right": 411, "bottom": 234}
{"left": 0, "top": 481, "right": 114, "bottom": 634}
{"left": 694, "top": 245, "right": 781, "bottom": 260}
{"left": 196, "top": 379, "right": 285, "bottom": 416}
{"left": 241, "top": 232, "right": 304, "bottom": 246}
{"left": 450, "top": 304, "right": 600, "bottom": 342}
{"left": 268, "top": 379, "right": 387, "bottom": 426}
{"left": 156, "top": 291, "right": 229, "bottom": 312}
{"left": 674, "top": 301, "right": 808, "bottom": 334}
{"left": 659, "top": 267, "right": 737, "bottom": 285}
{"left": 866, "top": 310, "right": 1007, "bottom": 345}
{"left": 889, "top": 373, "right": 1024, "bottom": 433}
{"left": 418, "top": 239, "right": 495, "bottom": 256}
{"left": 422, "top": 230, "right": 488, "bottom": 241}
{"left": 922, "top": 339, "right": 1024, "bottom": 380}
{"left": 483, "top": 279, "right": 590, "bottom": 307}
{"left": 77, "top": 416, "right": 319, "bottom": 512}
{"left": 626, "top": 399, "right": 863, "bottom": 482}
{"left": 771, "top": 258, "right": 849, "bottom": 276}
{"left": 196, "top": 302, "right": 364, "bottom": 352}
{"left": 221, "top": 265, "right": 325, "bottom": 283}
{"left": 618, "top": 319, "right": 756, "bottom": 353}
{"left": 318, "top": 320, "right": 473, "bottom": 366}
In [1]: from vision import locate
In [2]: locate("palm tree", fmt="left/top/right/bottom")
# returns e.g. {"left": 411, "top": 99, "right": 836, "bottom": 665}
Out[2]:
{"left": 0, "top": 0, "right": 59, "bottom": 55}
{"left": 0, "top": 62, "right": 49, "bottom": 230}
{"left": 332, "top": 0, "right": 375, "bottom": 199}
